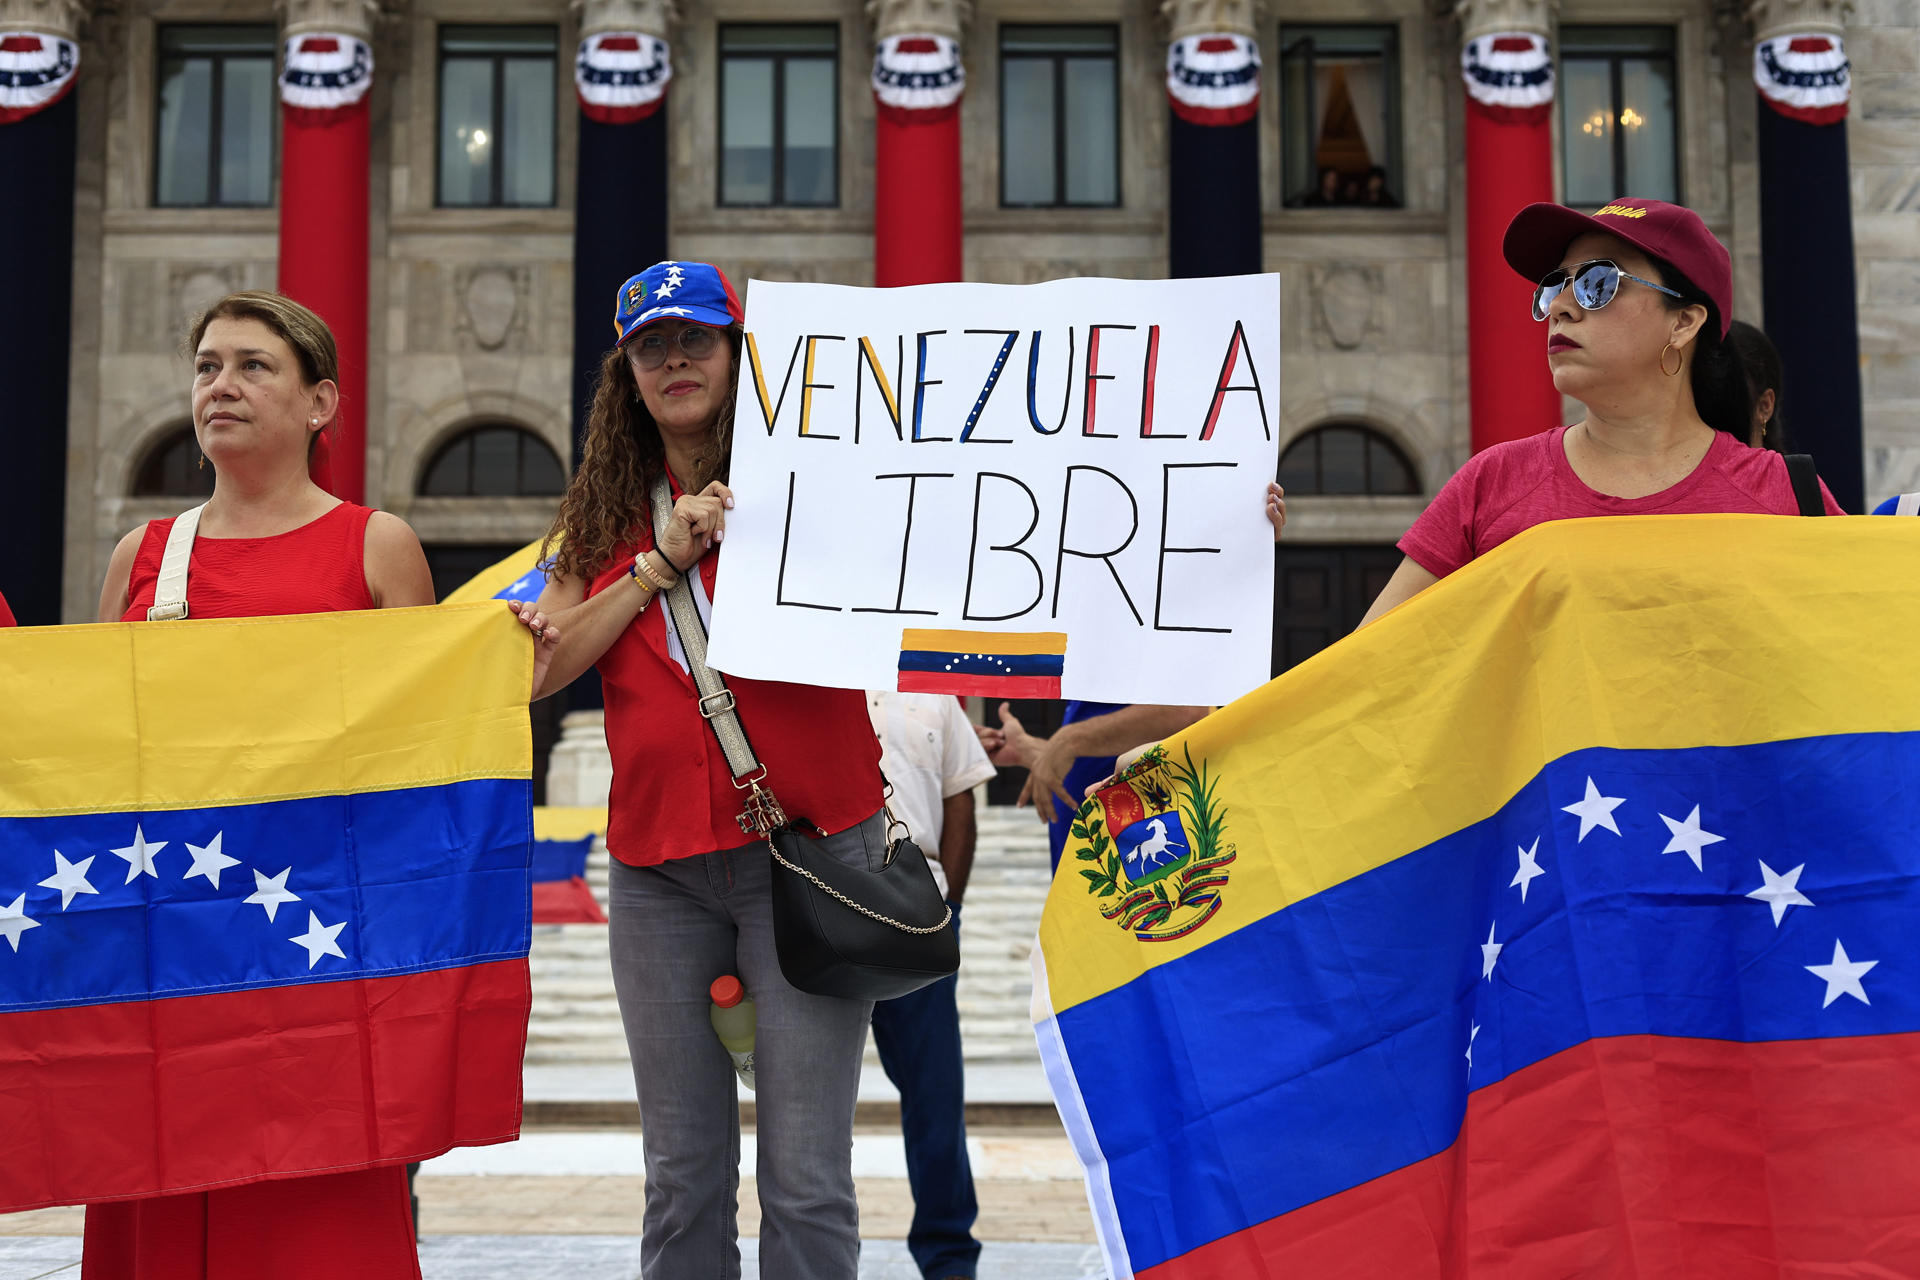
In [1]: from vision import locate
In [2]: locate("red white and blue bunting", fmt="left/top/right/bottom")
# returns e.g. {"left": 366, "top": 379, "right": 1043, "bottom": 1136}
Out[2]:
{"left": 872, "top": 34, "right": 964, "bottom": 125}
{"left": 1167, "top": 33, "right": 1259, "bottom": 126}
{"left": 1461, "top": 32, "right": 1554, "bottom": 125}
{"left": 0, "top": 32, "right": 78, "bottom": 126}
{"left": 1755, "top": 33, "right": 1850, "bottom": 125}
{"left": 576, "top": 32, "right": 671, "bottom": 124}
{"left": 279, "top": 33, "right": 373, "bottom": 125}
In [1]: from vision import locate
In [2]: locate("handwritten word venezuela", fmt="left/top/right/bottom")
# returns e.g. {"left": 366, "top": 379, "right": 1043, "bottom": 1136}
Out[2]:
{"left": 742, "top": 319, "right": 1268, "bottom": 631}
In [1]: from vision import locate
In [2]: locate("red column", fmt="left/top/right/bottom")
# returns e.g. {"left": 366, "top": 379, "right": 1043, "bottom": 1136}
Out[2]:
{"left": 277, "top": 30, "right": 374, "bottom": 501}
{"left": 1462, "top": 31, "right": 1560, "bottom": 453}
{"left": 872, "top": 33, "right": 964, "bottom": 287}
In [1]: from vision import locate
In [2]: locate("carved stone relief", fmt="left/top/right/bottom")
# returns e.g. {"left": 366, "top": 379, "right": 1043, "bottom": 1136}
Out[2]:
{"left": 455, "top": 265, "right": 528, "bottom": 352}
{"left": 1311, "top": 264, "right": 1380, "bottom": 351}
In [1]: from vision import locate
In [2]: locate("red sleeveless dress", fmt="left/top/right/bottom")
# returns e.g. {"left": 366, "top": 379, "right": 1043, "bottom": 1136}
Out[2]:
{"left": 87, "top": 502, "right": 419, "bottom": 1280}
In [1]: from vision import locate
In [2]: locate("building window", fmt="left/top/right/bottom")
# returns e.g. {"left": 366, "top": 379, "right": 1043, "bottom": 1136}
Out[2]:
{"left": 438, "top": 26, "right": 558, "bottom": 208}
{"left": 999, "top": 26, "right": 1120, "bottom": 208}
{"left": 419, "top": 425, "right": 566, "bottom": 497}
{"left": 1276, "top": 424, "right": 1419, "bottom": 496}
{"left": 132, "top": 425, "right": 217, "bottom": 497}
{"left": 1560, "top": 27, "right": 1678, "bottom": 206}
{"left": 718, "top": 25, "right": 839, "bottom": 207}
{"left": 154, "top": 25, "right": 276, "bottom": 207}
{"left": 1279, "top": 25, "right": 1401, "bottom": 209}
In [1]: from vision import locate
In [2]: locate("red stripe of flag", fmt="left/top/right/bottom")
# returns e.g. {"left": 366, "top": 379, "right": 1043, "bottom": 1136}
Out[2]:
{"left": 1491, "top": 36, "right": 1535, "bottom": 53}
{"left": 899, "top": 670, "right": 1060, "bottom": 699}
{"left": 599, "top": 35, "right": 641, "bottom": 51}
{"left": 297, "top": 36, "right": 340, "bottom": 53}
{"left": 1, "top": 959, "right": 529, "bottom": 1211}
{"left": 1141, "top": 1032, "right": 1920, "bottom": 1279}
{"left": 895, "top": 37, "right": 940, "bottom": 53}
{"left": 1195, "top": 37, "right": 1238, "bottom": 53}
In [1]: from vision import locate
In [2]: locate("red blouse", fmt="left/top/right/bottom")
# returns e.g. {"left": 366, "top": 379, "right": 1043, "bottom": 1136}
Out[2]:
{"left": 123, "top": 503, "right": 376, "bottom": 621}
{"left": 589, "top": 493, "right": 882, "bottom": 867}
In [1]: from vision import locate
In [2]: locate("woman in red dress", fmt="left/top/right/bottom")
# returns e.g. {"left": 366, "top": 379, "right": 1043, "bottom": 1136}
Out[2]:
{"left": 88, "top": 292, "right": 436, "bottom": 1279}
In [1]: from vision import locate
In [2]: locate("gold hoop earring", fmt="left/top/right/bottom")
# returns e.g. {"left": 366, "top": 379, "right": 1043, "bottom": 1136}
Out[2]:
{"left": 1660, "top": 342, "right": 1683, "bottom": 377}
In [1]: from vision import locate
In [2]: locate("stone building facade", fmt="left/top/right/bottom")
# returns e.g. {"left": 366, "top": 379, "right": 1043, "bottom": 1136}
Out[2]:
{"left": 45, "top": 0, "right": 1920, "bottom": 637}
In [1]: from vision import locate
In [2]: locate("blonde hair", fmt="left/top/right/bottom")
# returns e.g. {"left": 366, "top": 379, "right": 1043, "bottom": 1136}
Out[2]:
{"left": 543, "top": 330, "right": 741, "bottom": 583}
{"left": 186, "top": 291, "right": 339, "bottom": 387}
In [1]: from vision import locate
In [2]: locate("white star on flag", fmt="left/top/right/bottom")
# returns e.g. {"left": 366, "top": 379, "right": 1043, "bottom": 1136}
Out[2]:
{"left": 1561, "top": 778, "right": 1625, "bottom": 841}
{"left": 1510, "top": 838, "right": 1545, "bottom": 903}
{"left": 183, "top": 832, "right": 240, "bottom": 890}
{"left": 1747, "top": 860, "right": 1813, "bottom": 927}
{"left": 38, "top": 851, "right": 99, "bottom": 909}
{"left": 111, "top": 824, "right": 168, "bottom": 883}
{"left": 1481, "top": 921, "right": 1503, "bottom": 981}
{"left": 1658, "top": 805, "right": 1726, "bottom": 871}
{"left": 1466, "top": 1022, "right": 1480, "bottom": 1069}
{"left": 245, "top": 867, "right": 301, "bottom": 922}
{"left": 0, "top": 894, "right": 40, "bottom": 953}
{"left": 1805, "top": 939, "right": 1876, "bottom": 1008}
{"left": 289, "top": 911, "right": 347, "bottom": 969}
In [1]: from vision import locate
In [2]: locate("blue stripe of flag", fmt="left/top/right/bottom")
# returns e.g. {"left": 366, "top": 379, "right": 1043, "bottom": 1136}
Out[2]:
{"left": 1053, "top": 733, "right": 1920, "bottom": 1271}
{"left": 898, "top": 650, "right": 1064, "bottom": 677}
{"left": 0, "top": 778, "right": 530, "bottom": 1014}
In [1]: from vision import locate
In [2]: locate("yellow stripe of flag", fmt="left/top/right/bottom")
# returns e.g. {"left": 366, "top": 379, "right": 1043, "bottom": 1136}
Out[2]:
{"left": 1039, "top": 514, "right": 1920, "bottom": 1014}
{"left": 901, "top": 629, "right": 1069, "bottom": 657}
{"left": 1, "top": 604, "right": 531, "bottom": 818}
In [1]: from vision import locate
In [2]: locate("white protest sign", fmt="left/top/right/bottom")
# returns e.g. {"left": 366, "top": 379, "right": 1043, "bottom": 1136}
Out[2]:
{"left": 704, "top": 274, "right": 1280, "bottom": 706}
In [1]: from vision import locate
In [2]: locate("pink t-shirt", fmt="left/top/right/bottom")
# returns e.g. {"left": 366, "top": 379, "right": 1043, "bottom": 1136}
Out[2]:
{"left": 1399, "top": 427, "right": 1844, "bottom": 579}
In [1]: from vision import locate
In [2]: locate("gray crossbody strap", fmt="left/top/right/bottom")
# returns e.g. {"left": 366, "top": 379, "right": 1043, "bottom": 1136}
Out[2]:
{"left": 648, "top": 474, "right": 765, "bottom": 786}
{"left": 146, "top": 503, "right": 206, "bottom": 621}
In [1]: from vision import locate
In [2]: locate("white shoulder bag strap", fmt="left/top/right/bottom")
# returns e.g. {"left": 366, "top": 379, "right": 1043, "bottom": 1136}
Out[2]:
{"left": 1897, "top": 492, "right": 1920, "bottom": 517}
{"left": 146, "top": 503, "right": 206, "bottom": 621}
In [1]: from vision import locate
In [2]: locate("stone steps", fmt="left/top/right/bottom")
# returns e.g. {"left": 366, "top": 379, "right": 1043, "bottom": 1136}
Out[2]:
{"left": 524, "top": 805, "right": 1055, "bottom": 1070}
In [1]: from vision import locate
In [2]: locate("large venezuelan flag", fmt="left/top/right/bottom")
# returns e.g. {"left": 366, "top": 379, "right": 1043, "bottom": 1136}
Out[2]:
{"left": 1035, "top": 515, "right": 1920, "bottom": 1278}
{"left": 0, "top": 605, "right": 533, "bottom": 1212}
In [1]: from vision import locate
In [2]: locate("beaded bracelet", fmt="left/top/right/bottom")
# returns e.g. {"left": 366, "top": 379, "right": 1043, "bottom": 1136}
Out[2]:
{"left": 629, "top": 551, "right": 679, "bottom": 593}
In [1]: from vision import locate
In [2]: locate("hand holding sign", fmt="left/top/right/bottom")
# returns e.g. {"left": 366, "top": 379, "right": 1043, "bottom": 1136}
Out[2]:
{"left": 705, "top": 275, "right": 1282, "bottom": 707}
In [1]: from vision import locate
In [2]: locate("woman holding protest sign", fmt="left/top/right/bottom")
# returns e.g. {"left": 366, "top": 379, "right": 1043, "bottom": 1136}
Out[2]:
{"left": 509, "top": 261, "right": 885, "bottom": 1280}
{"left": 87, "top": 293, "right": 436, "bottom": 1277}
{"left": 1359, "top": 198, "right": 1843, "bottom": 626}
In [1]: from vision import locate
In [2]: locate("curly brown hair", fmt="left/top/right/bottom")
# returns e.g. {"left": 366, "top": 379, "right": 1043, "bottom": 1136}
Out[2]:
{"left": 543, "top": 329, "right": 742, "bottom": 582}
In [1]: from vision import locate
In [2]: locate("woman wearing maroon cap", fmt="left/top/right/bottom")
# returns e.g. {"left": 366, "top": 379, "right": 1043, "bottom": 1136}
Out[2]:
{"left": 509, "top": 260, "right": 884, "bottom": 1280}
{"left": 1360, "top": 198, "right": 1841, "bottom": 626}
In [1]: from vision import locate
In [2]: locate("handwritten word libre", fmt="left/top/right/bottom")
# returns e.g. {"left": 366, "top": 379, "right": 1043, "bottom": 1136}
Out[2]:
{"left": 744, "top": 321, "right": 1269, "bottom": 445}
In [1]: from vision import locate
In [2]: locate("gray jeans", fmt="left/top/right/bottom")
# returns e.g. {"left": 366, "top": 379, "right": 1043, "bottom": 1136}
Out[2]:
{"left": 607, "top": 813, "right": 881, "bottom": 1280}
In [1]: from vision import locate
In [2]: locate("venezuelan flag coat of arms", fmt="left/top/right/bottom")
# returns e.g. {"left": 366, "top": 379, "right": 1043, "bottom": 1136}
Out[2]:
{"left": 1072, "top": 748, "right": 1234, "bottom": 942}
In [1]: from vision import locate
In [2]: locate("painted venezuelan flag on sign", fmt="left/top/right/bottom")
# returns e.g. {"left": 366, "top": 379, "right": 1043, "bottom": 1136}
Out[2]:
{"left": 1035, "top": 514, "right": 1920, "bottom": 1279}
{"left": 898, "top": 628, "right": 1067, "bottom": 698}
{"left": 0, "top": 605, "right": 534, "bottom": 1212}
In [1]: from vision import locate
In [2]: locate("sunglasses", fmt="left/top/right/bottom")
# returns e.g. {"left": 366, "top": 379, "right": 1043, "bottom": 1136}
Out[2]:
{"left": 628, "top": 324, "right": 722, "bottom": 370}
{"left": 1532, "top": 260, "right": 1684, "bottom": 321}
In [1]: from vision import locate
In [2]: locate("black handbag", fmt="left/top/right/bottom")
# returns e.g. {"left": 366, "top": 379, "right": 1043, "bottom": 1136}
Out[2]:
{"left": 647, "top": 476, "right": 960, "bottom": 1002}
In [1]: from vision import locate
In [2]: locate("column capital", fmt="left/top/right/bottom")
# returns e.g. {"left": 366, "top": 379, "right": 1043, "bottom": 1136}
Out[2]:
{"left": 865, "top": 0, "right": 970, "bottom": 43}
{"left": 1454, "top": 0, "right": 1559, "bottom": 43}
{"left": 571, "top": 0, "right": 676, "bottom": 40}
{"left": 275, "top": 0, "right": 378, "bottom": 41}
{"left": 1745, "top": 0, "right": 1853, "bottom": 41}
{"left": 1159, "top": 0, "right": 1262, "bottom": 42}
{"left": 0, "top": 0, "right": 86, "bottom": 39}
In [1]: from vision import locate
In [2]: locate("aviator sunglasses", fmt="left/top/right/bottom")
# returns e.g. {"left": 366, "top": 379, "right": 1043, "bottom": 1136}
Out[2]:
{"left": 629, "top": 323, "right": 722, "bottom": 370}
{"left": 1532, "top": 259, "right": 1684, "bottom": 322}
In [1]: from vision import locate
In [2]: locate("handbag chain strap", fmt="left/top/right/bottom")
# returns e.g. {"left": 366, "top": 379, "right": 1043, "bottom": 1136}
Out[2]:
{"left": 762, "top": 836, "right": 953, "bottom": 935}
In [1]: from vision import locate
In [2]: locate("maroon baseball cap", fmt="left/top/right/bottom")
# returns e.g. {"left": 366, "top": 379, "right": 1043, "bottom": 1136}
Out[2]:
{"left": 1503, "top": 198, "right": 1732, "bottom": 337}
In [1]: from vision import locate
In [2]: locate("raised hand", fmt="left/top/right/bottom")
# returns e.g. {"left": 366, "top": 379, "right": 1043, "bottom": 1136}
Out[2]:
{"left": 657, "top": 481, "right": 735, "bottom": 572}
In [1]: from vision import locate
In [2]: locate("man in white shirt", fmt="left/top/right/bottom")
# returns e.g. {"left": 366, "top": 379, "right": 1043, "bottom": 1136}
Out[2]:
{"left": 867, "top": 691, "right": 997, "bottom": 1280}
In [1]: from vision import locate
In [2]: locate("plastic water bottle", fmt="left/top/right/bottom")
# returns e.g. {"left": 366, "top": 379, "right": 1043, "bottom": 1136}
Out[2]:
{"left": 709, "top": 975, "right": 756, "bottom": 1091}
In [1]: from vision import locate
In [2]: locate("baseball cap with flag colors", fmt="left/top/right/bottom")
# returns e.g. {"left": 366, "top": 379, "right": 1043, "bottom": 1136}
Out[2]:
{"left": 612, "top": 261, "right": 745, "bottom": 347}
{"left": 1502, "top": 198, "right": 1732, "bottom": 337}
